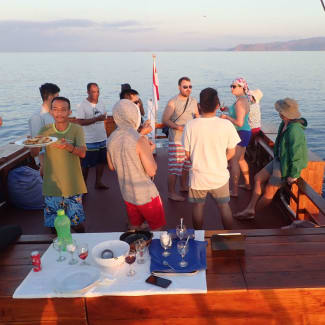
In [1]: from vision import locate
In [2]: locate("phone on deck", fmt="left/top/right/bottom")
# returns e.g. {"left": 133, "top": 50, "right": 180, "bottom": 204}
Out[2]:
{"left": 145, "top": 275, "right": 172, "bottom": 288}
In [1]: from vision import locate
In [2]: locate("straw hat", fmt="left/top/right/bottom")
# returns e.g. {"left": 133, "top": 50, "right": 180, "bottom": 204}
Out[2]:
{"left": 275, "top": 98, "right": 301, "bottom": 120}
{"left": 250, "top": 89, "right": 263, "bottom": 104}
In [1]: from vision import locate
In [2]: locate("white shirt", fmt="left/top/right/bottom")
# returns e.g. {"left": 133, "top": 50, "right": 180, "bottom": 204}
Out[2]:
{"left": 76, "top": 99, "right": 107, "bottom": 143}
{"left": 248, "top": 103, "right": 261, "bottom": 129}
{"left": 182, "top": 117, "right": 240, "bottom": 190}
{"left": 28, "top": 105, "right": 54, "bottom": 137}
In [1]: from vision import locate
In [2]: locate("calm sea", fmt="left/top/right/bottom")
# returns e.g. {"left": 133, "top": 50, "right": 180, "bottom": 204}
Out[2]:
{"left": 0, "top": 52, "right": 324, "bottom": 160}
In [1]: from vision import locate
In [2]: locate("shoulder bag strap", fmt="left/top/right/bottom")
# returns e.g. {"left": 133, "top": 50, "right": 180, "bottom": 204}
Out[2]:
{"left": 173, "top": 97, "right": 190, "bottom": 123}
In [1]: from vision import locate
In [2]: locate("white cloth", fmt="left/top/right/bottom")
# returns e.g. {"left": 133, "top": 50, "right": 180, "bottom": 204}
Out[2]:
{"left": 76, "top": 99, "right": 107, "bottom": 143}
{"left": 183, "top": 117, "right": 240, "bottom": 190}
{"left": 13, "top": 231, "right": 206, "bottom": 298}
{"left": 29, "top": 106, "right": 54, "bottom": 137}
{"left": 248, "top": 103, "right": 261, "bottom": 129}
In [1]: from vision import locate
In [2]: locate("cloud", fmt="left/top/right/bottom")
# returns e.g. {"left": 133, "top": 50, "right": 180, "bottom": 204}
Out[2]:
{"left": 0, "top": 19, "right": 156, "bottom": 51}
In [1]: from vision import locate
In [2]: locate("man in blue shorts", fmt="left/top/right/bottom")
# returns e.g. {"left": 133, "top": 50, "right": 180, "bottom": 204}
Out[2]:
{"left": 30, "top": 97, "right": 87, "bottom": 233}
{"left": 76, "top": 83, "right": 109, "bottom": 189}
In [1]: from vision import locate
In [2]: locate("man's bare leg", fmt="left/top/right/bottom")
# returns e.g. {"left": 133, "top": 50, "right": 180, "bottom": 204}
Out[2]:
{"left": 95, "top": 163, "right": 109, "bottom": 189}
{"left": 168, "top": 174, "right": 185, "bottom": 201}
{"left": 235, "top": 168, "right": 271, "bottom": 218}
{"left": 192, "top": 202, "right": 205, "bottom": 229}
{"left": 217, "top": 202, "right": 233, "bottom": 229}
{"left": 180, "top": 169, "right": 189, "bottom": 192}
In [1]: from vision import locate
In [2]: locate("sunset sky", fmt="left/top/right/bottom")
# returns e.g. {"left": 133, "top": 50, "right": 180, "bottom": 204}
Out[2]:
{"left": 0, "top": 0, "right": 324, "bottom": 51}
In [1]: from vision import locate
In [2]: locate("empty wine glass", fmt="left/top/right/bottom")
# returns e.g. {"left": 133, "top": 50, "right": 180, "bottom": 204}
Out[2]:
{"left": 66, "top": 240, "right": 78, "bottom": 265}
{"left": 160, "top": 232, "right": 172, "bottom": 257}
{"left": 135, "top": 239, "right": 147, "bottom": 264}
{"left": 53, "top": 238, "right": 66, "bottom": 262}
{"left": 177, "top": 240, "right": 188, "bottom": 268}
{"left": 176, "top": 224, "right": 187, "bottom": 240}
{"left": 77, "top": 243, "right": 89, "bottom": 265}
{"left": 125, "top": 250, "right": 136, "bottom": 276}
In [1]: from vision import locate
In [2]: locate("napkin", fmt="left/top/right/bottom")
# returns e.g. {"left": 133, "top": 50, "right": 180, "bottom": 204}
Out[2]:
{"left": 149, "top": 239, "right": 207, "bottom": 273}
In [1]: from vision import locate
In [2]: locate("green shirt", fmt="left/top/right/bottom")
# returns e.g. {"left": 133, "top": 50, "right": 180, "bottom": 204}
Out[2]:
{"left": 39, "top": 123, "right": 87, "bottom": 197}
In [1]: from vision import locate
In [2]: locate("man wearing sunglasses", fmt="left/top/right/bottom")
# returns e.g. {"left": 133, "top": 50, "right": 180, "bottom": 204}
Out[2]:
{"left": 76, "top": 83, "right": 109, "bottom": 190}
{"left": 162, "top": 76, "right": 200, "bottom": 201}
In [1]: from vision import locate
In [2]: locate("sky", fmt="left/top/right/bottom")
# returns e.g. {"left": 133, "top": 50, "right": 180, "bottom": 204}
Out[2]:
{"left": 0, "top": 0, "right": 324, "bottom": 51}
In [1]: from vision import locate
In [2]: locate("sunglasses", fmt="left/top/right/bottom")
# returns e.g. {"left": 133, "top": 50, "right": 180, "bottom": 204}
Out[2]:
{"left": 133, "top": 100, "right": 140, "bottom": 105}
{"left": 230, "top": 84, "right": 241, "bottom": 89}
{"left": 182, "top": 85, "right": 192, "bottom": 89}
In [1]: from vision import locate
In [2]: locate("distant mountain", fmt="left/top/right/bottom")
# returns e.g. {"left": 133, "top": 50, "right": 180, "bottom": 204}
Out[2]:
{"left": 228, "top": 37, "right": 325, "bottom": 51}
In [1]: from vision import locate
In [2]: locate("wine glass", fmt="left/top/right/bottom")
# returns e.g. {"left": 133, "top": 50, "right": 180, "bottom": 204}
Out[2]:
{"left": 176, "top": 224, "right": 187, "bottom": 240}
{"left": 53, "top": 238, "right": 66, "bottom": 262}
{"left": 177, "top": 240, "right": 189, "bottom": 268}
{"left": 77, "top": 243, "right": 89, "bottom": 265}
{"left": 125, "top": 250, "right": 136, "bottom": 276}
{"left": 66, "top": 240, "right": 78, "bottom": 265}
{"left": 135, "top": 239, "right": 147, "bottom": 264}
{"left": 160, "top": 232, "right": 172, "bottom": 257}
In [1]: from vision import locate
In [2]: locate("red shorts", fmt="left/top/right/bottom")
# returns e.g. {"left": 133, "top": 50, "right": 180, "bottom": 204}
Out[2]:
{"left": 125, "top": 196, "right": 166, "bottom": 230}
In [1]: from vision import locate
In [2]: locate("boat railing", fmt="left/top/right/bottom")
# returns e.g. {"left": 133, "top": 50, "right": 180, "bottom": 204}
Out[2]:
{"left": 255, "top": 125, "right": 325, "bottom": 226}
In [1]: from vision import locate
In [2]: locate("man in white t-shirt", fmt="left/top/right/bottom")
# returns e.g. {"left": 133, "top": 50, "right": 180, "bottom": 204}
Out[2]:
{"left": 182, "top": 87, "right": 240, "bottom": 229}
{"left": 76, "top": 83, "right": 108, "bottom": 189}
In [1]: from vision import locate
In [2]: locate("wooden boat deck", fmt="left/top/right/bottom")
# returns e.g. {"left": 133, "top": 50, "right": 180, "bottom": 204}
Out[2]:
{"left": 0, "top": 147, "right": 292, "bottom": 234}
{"left": 2, "top": 228, "right": 325, "bottom": 324}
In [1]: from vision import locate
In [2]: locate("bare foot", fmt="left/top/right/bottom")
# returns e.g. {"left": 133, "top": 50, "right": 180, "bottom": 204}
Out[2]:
{"left": 95, "top": 182, "right": 109, "bottom": 190}
{"left": 238, "top": 184, "right": 252, "bottom": 191}
{"left": 234, "top": 209, "right": 255, "bottom": 220}
{"left": 168, "top": 193, "right": 185, "bottom": 201}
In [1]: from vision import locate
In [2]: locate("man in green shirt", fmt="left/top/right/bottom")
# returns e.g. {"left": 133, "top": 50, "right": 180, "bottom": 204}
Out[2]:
{"left": 31, "top": 97, "right": 87, "bottom": 232}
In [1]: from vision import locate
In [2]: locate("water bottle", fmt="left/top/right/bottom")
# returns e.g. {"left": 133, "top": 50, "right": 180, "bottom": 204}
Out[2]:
{"left": 54, "top": 209, "right": 72, "bottom": 250}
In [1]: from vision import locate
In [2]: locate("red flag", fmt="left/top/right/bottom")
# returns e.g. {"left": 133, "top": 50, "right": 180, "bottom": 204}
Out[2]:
{"left": 153, "top": 56, "right": 159, "bottom": 101}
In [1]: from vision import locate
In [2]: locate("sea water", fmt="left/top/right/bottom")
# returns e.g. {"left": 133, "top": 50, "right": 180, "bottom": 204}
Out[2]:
{"left": 0, "top": 51, "right": 324, "bottom": 159}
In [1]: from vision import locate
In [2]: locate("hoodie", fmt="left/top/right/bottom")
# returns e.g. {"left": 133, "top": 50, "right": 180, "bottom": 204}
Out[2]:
{"left": 274, "top": 118, "right": 308, "bottom": 179}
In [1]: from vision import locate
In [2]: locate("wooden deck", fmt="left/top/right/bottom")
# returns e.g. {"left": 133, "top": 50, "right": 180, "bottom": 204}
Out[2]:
{"left": 2, "top": 229, "right": 325, "bottom": 324}
{"left": 0, "top": 146, "right": 292, "bottom": 234}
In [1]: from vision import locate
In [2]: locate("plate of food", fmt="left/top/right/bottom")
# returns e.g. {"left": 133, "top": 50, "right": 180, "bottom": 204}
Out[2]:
{"left": 15, "top": 136, "right": 57, "bottom": 147}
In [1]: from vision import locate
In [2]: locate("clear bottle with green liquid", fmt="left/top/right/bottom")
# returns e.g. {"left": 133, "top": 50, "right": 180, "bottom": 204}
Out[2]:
{"left": 54, "top": 209, "right": 73, "bottom": 251}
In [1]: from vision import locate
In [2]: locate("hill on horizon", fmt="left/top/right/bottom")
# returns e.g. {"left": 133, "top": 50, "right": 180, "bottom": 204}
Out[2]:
{"left": 228, "top": 37, "right": 325, "bottom": 51}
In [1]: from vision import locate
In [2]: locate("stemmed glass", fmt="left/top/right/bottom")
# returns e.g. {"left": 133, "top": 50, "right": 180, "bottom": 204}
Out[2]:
{"left": 53, "top": 238, "right": 66, "bottom": 262}
{"left": 177, "top": 240, "right": 189, "bottom": 268}
{"left": 77, "top": 243, "right": 90, "bottom": 265}
{"left": 160, "top": 232, "right": 172, "bottom": 257}
{"left": 135, "top": 239, "right": 147, "bottom": 264}
{"left": 66, "top": 240, "right": 78, "bottom": 265}
{"left": 125, "top": 250, "right": 136, "bottom": 276}
{"left": 176, "top": 224, "right": 187, "bottom": 240}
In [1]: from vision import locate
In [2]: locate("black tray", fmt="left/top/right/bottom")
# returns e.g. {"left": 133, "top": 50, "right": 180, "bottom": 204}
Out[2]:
{"left": 119, "top": 230, "right": 153, "bottom": 247}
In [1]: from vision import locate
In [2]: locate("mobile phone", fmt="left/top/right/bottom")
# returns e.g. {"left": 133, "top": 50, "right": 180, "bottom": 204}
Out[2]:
{"left": 145, "top": 275, "right": 172, "bottom": 288}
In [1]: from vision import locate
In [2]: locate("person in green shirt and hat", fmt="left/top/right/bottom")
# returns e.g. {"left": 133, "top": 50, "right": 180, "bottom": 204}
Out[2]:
{"left": 235, "top": 98, "right": 308, "bottom": 220}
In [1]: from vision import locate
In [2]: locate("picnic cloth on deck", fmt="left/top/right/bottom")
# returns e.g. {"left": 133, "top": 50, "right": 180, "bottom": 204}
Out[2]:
{"left": 13, "top": 231, "right": 207, "bottom": 298}
{"left": 149, "top": 238, "right": 207, "bottom": 273}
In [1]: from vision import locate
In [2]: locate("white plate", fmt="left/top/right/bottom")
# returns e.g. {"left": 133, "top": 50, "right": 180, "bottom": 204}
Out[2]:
{"left": 15, "top": 136, "right": 58, "bottom": 148}
{"left": 54, "top": 266, "right": 101, "bottom": 293}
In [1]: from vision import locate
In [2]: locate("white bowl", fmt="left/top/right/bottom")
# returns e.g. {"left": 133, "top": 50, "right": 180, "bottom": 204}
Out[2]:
{"left": 92, "top": 240, "right": 130, "bottom": 271}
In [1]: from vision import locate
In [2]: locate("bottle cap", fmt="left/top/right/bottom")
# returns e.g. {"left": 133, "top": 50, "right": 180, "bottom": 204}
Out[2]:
{"left": 57, "top": 209, "right": 65, "bottom": 216}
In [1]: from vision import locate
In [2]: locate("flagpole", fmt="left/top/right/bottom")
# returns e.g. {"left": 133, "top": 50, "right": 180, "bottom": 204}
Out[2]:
{"left": 150, "top": 54, "right": 159, "bottom": 150}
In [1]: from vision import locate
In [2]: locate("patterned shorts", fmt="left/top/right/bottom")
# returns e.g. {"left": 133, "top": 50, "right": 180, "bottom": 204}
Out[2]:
{"left": 168, "top": 142, "right": 191, "bottom": 176}
{"left": 44, "top": 194, "right": 85, "bottom": 227}
{"left": 265, "top": 158, "right": 285, "bottom": 186}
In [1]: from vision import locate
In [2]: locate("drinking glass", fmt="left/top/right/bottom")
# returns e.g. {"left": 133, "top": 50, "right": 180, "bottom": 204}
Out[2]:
{"left": 53, "top": 238, "right": 66, "bottom": 262}
{"left": 125, "top": 250, "right": 136, "bottom": 276}
{"left": 77, "top": 243, "right": 90, "bottom": 265}
{"left": 177, "top": 240, "right": 189, "bottom": 268}
{"left": 176, "top": 224, "right": 187, "bottom": 240}
{"left": 160, "top": 232, "right": 172, "bottom": 257}
{"left": 135, "top": 239, "right": 147, "bottom": 264}
{"left": 66, "top": 240, "right": 78, "bottom": 265}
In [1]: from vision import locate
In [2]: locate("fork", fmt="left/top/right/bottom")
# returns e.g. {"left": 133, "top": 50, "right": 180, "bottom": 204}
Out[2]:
{"left": 162, "top": 260, "right": 177, "bottom": 271}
